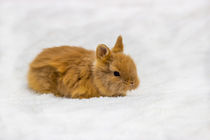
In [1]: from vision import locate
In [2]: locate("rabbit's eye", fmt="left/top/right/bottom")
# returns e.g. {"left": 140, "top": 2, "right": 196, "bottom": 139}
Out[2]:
{"left": 114, "top": 71, "right": 120, "bottom": 76}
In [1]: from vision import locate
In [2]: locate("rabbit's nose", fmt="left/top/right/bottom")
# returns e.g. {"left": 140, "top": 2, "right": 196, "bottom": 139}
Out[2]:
{"left": 130, "top": 81, "right": 134, "bottom": 85}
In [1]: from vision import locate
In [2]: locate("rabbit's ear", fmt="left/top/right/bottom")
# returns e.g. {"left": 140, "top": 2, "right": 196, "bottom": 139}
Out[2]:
{"left": 112, "top": 35, "right": 124, "bottom": 53}
{"left": 96, "top": 44, "right": 111, "bottom": 61}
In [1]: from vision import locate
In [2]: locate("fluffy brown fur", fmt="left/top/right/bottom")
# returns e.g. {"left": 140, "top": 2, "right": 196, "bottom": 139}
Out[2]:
{"left": 28, "top": 36, "right": 139, "bottom": 98}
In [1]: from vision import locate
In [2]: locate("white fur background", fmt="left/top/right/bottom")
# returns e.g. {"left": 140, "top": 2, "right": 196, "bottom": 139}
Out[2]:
{"left": 0, "top": 0, "right": 210, "bottom": 140}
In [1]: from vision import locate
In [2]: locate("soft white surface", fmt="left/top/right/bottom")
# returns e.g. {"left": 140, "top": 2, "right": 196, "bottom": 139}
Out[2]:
{"left": 0, "top": 0, "right": 210, "bottom": 140}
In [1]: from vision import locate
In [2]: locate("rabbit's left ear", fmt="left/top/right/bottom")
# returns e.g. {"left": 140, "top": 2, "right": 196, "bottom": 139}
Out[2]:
{"left": 112, "top": 35, "right": 124, "bottom": 53}
{"left": 96, "top": 44, "right": 111, "bottom": 62}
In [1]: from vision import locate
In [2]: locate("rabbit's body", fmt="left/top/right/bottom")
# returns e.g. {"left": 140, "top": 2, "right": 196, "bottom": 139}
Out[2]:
{"left": 28, "top": 46, "right": 100, "bottom": 98}
{"left": 28, "top": 36, "right": 139, "bottom": 98}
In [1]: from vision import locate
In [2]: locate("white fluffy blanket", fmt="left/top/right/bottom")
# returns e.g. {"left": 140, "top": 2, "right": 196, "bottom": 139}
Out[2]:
{"left": 0, "top": 0, "right": 209, "bottom": 139}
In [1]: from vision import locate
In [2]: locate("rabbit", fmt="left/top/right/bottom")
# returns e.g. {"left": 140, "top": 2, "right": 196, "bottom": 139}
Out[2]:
{"left": 27, "top": 36, "right": 139, "bottom": 99}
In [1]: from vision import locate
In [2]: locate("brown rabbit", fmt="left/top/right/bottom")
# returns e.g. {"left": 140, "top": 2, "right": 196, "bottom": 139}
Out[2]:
{"left": 28, "top": 36, "right": 139, "bottom": 99}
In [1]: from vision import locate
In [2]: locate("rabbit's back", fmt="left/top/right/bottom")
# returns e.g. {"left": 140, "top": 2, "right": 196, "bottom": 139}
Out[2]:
{"left": 28, "top": 46, "right": 95, "bottom": 97}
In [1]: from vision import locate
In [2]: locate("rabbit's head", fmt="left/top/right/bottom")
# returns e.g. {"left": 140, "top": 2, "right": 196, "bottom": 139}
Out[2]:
{"left": 94, "top": 36, "right": 139, "bottom": 96}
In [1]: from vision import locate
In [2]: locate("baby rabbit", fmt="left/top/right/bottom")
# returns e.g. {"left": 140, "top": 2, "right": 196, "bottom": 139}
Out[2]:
{"left": 28, "top": 36, "right": 139, "bottom": 99}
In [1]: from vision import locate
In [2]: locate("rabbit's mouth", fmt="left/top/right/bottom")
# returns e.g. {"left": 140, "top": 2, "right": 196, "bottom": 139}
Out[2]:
{"left": 129, "top": 85, "right": 136, "bottom": 90}
{"left": 126, "top": 81, "right": 139, "bottom": 91}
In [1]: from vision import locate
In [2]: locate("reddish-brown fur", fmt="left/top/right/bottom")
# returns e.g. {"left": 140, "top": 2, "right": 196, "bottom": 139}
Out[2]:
{"left": 28, "top": 36, "right": 139, "bottom": 98}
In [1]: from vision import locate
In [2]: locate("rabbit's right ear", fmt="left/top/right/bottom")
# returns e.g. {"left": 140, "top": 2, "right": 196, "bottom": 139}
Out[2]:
{"left": 112, "top": 35, "right": 124, "bottom": 53}
{"left": 96, "top": 44, "right": 111, "bottom": 62}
